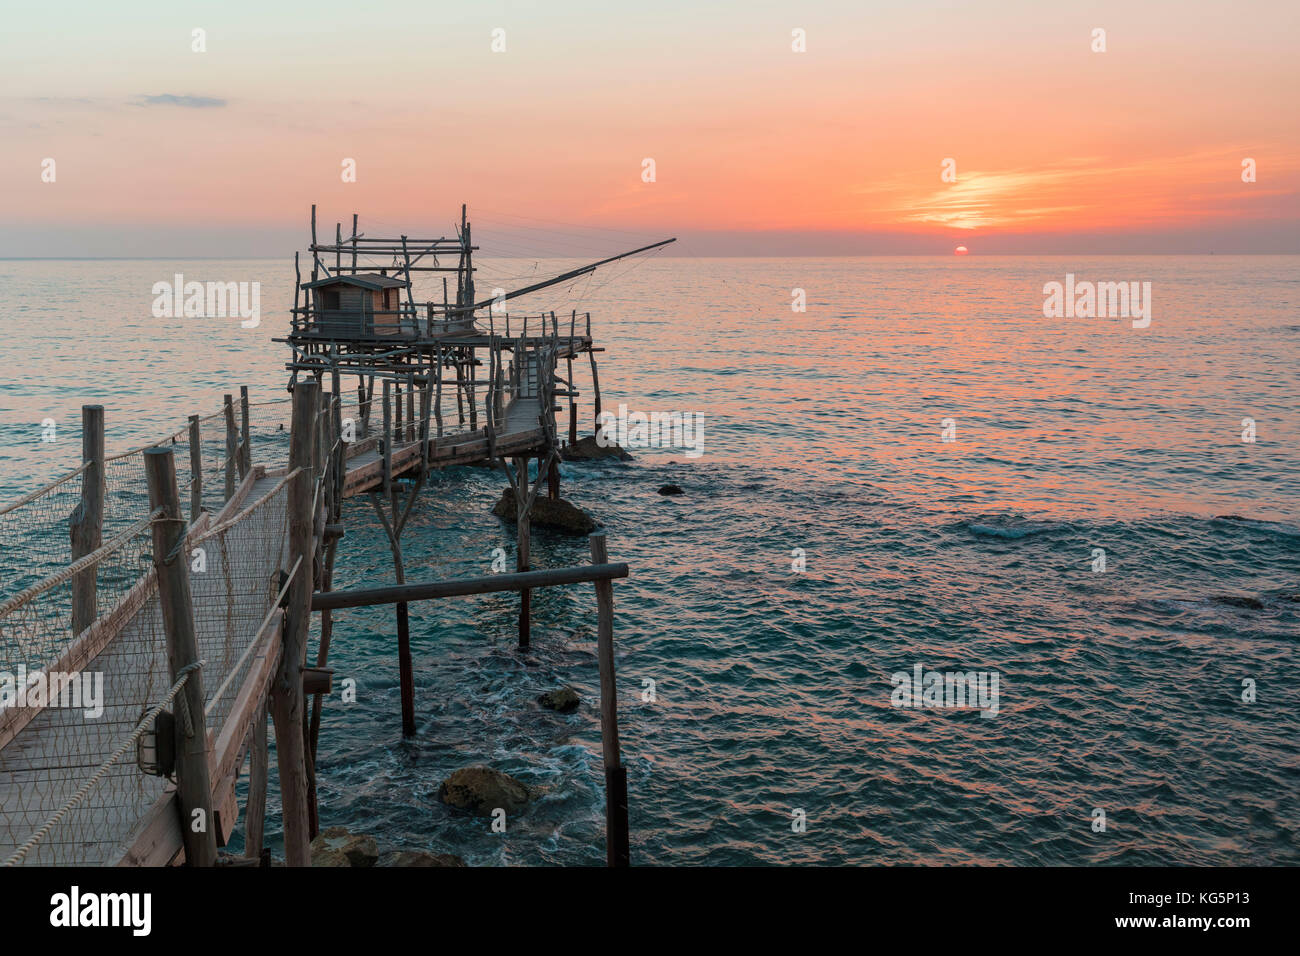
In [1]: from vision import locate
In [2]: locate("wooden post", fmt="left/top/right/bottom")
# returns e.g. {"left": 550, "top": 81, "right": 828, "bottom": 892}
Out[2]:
{"left": 223, "top": 393, "right": 238, "bottom": 494}
{"left": 187, "top": 415, "right": 202, "bottom": 523}
{"left": 434, "top": 349, "right": 444, "bottom": 438}
{"left": 244, "top": 700, "right": 268, "bottom": 860}
{"left": 239, "top": 385, "right": 252, "bottom": 475}
{"left": 269, "top": 381, "right": 317, "bottom": 866}
{"left": 468, "top": 351, "right": 478, "bottom": 431}
{"left": 144, "top": 446, "right": 218, "bottom": 867}
{"left": 406, "top": 372, "right": 415, "bottom": 443}
{"left": 515, "top": 455, "right": 531, "bottom": 649}
{"left": 70, "top": 405, "right": 104, "bottom": 636}
{"left": 589, "top": 533, "right": 629, "bottom": 867}
{"left": 357, "top": 382, "right": 369, "bottom": 438}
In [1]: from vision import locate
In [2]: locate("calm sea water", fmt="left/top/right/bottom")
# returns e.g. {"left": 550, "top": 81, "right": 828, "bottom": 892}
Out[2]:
{"left": 1, "top": 255, "right": 1298, "bottom": 865}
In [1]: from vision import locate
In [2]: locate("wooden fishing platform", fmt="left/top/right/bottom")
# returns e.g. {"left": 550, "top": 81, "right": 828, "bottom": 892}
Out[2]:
{"left": 0, "top": 205, "right": 671, "bottom": 867}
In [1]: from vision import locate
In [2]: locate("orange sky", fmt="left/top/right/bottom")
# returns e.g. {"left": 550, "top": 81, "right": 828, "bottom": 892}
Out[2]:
{"left": 2, "top": 0, "right": 1296, "bottom": 254}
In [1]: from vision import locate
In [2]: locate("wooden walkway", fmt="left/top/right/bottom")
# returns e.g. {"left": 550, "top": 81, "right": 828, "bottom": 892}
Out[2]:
{"left": 0, "top": 393, "right": 553, "bottom": 866}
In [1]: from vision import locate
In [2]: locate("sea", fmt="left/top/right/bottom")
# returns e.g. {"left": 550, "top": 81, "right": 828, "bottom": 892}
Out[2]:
{"left": 1, "top": 254, "right": 1297, "bottom": 865}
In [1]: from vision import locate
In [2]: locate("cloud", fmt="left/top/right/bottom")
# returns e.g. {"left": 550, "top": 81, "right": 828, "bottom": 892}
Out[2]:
{"left": 138, "top": 94, "right": 227, "bottom": 108}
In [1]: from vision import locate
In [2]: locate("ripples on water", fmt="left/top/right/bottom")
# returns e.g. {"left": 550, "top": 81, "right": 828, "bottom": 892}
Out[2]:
{"left": 1, "top": 255, "right": 1297, "bottom": 864}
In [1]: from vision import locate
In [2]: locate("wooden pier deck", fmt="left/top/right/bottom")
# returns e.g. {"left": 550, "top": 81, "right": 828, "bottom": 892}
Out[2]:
{"left": 0, "top": 389, "right": 564, "bottom": 866}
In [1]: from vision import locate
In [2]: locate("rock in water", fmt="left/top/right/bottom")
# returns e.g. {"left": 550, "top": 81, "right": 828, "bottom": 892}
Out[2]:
{"left": 491, "top": 489, "right": 600, "bottom": 535}
{"left": 439, "top": 766, "right": 531, "bottom": 816}
{"left": 658, "top": 484, "right": 684, "bottom": 495}
{"left": 310, "top": 827, "right": 379, "bottom": 867}
{"left": 538, "top": 686, "right": 581, "bottom": 712}
{"left": 561, "top": 435, "right": 633, "bottom": 461}
{"left": 380, "top": 850, "right": 467, "bottom": 867}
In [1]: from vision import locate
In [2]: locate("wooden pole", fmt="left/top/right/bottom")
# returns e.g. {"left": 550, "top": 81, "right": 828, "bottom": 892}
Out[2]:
{"left": 382, "top": 380, "right": 392, "bottom": 491}
{"left": 269, "top": 381, "right": 317, "bottom": 866}
{"left": 223, "top": 394, "right": 238, "bottom": 494}
{"left": 406, "top": 372, "right": 415, "bottom": 443}
{"left": 434, "top": 349, "right": 444, "bottom": 438}
{"left": 244, "top": 699, "right": 268, "bottom": 860}
{"left": 515, "top": 455, "right": 531, "bottom": 649}
{"left": 70, "top": 404, "right": 104, "bottom": 636}
{"left": 144, "top": 446, "right": 218, "bottom": 867}
{"left": 589, "top": 353, "right": 602, "bottom": 421}
{"left": 351, "top": 213, "right": 358, "bottom": 271}
{"left": 357, "top": 383, "right": 369, "bottom": 439}
{"left": 589, "top": 533, "right": 629, "bottom": 867}
{"left": 187, "top": 414, "right": 202, "bottom": 523}
{"left": 239, "top": 385, "right": 252, "bottom": 475}
{"left": 547, "top": 455, "right": 560, "bottom": 501}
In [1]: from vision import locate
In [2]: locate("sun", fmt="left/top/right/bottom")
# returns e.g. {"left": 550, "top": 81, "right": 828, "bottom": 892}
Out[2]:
{"left": 954, "top": 245, "right": 970, "bottom": 255}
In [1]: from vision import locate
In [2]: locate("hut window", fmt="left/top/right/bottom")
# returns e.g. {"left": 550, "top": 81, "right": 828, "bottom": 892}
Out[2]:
{"left": 383, "top": 289, "right": 392, "bottom": 310}
{"left": 321, "top": 289, "right": 340, "bottom": 310}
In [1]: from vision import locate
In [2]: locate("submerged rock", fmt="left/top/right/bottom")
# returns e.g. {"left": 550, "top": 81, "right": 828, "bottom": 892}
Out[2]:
{"left": 658, "top": 484, "right": 684, "bottom": 496}
{"left": 538, "top": 686, "right": 581, "bottom": 713}
{"left": 439, "top": 765, "right": 531, "bottom": 816}
{"left": 1212, "top": 594, "right": 1265, "bottom": 610}
{"left": 491, "top": 489, "right": 600, "bottom": 535}
{"left": 311, "top": 827, "right": 378, "bottom": 867}
{"left": 380, "top": 850, "right": 466, "bottom": 867}
{"left": 561, "top": 435, "right": 632, "bottom": 462}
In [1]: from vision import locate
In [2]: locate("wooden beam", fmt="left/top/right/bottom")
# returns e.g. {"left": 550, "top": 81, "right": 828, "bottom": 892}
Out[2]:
{"left": 312, "top": 561, "right": 629, "bottom": 610}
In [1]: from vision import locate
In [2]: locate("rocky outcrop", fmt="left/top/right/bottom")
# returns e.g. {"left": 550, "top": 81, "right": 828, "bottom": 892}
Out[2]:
{"left": 438, "top": 766, "right": 531, "bottom": 816}
{"left": 310, "top": 827, "right": 379, "bottom": 867}
{"left": 538, "top": 686, "right": 581, "bottom": 713}
{"left": 491, "top": 489, "right": 599, "bottom": 535}
{"left": 561, "top": 435, "right": 632, "bottom": 462}
{"left": 658, "top": 484, "right": 684, "bottom": 495}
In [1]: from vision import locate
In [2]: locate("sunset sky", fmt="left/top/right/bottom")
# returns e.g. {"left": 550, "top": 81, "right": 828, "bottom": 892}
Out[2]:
{"left": 2, "top": 0, "right": 1297, "bottom": 255}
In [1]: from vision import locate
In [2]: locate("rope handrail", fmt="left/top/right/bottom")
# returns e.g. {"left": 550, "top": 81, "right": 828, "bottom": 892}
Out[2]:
{"left": 0, "top": 462, "right": 90, "bottom": 517}
{"left": 193, "top": 468, "right": 300, "bottom": 544}
{"left": 1, "top": 660, "right": 205, "bottom": 867}
{"left": 0, "top": 508, "right": 163, "bottom": 619}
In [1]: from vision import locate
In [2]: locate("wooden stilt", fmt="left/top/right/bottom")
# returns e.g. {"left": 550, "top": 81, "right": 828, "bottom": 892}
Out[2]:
{"left": 515, "top": 455, "right": 531, "bottom": 649}
{"left": 70, "top": 405, "right": 104, "bottom": 636}
{"left": 244, "top": 699, "right": 268, "bottom": 860}
{"left": 590, "top": 533, "right": 629, "bottom": 867}
{"left": 269, "top": 381, "right": 317, "bottom": 867}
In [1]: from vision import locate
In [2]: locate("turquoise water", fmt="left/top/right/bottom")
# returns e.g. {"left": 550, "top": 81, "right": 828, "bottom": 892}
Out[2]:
{"left": 2, "top": 255, "right": 1298, "bottom": 864}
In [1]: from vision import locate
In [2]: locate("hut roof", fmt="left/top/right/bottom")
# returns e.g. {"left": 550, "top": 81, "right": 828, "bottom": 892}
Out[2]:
{"left": 301, "top": 273, "right": 408, "bottom": 291}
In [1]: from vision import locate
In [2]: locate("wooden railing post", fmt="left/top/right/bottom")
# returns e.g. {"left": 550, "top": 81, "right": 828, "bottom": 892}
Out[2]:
{"left": 382, "top": 379, "right": 392, "bottom": 491}
{"left": 589, "top": 533, "right": 629, "bottom": 867}
{"left": 70, "top": 404, "right": 104, "bottom": 635}
{"left": 187, "top": 414, "right": 202, "bottom": 522}
{"left": 269, "top": 381, "right": 317, "bottom": 866}
{"left": 239, "top": 385, "right": 252, "bottom": 475}
{"left": 223, "top": 394, "right": 238, "bottom": 495}
{"left": 144, "top": 446, "right": 218, "bottom": 867}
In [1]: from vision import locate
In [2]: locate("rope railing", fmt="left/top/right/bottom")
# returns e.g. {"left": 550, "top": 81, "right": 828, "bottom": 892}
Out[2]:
{"left": 1, "top": 660, "right": 205, "bottom": 867}
{"left": 0, "top": 508, "right": 162, "bottom": 619}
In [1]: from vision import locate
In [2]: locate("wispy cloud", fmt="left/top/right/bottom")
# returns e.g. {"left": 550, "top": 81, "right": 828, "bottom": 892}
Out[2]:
{"left": 137, "top": 94, "right": 227, "bottom": 109}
